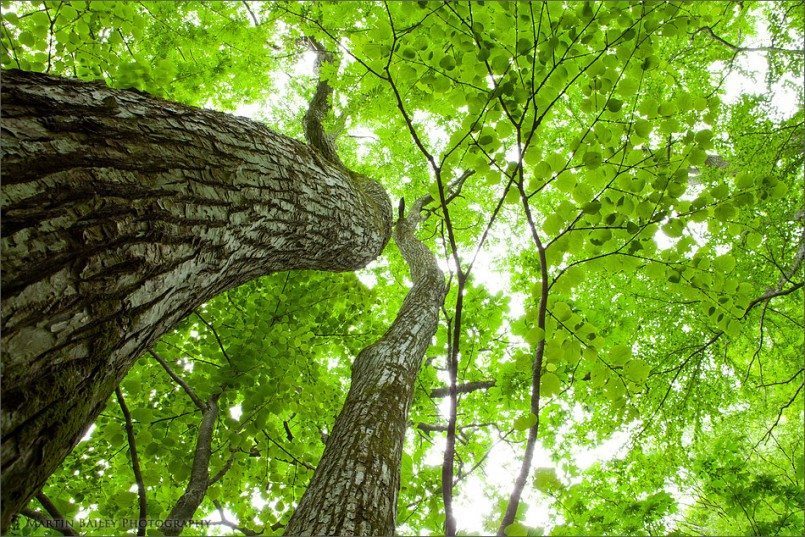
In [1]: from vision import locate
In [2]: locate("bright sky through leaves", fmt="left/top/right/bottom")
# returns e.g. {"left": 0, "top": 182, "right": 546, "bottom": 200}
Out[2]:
{"left": 2, "top": 0, "right": 803, "bottom": 535}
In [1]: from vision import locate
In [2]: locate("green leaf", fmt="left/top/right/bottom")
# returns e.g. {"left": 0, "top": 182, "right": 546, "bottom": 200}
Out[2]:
{"left": 583, "top": 151, "right": 603, "bottom": 169}
{"left": 514, "top": 412, "right": 538, "bottom": 431}
{"left": 504, "top": 522, "right": 528, "bottom": 537}
{"left": 713, "top": 254, "right": 736, "bottom": 273}
{"left": 439, "top": 55, "right": 456, "bottom": 70}
{"left": 534, "top": 467, "right": 562, "bottom": 492}
{"left": 624, "top": 359, "right": 650, "bottom": 384}
{"left": 540, "top": 372, "right": 561, "bottom": 397}
{"left": 525, "top": 326, "right": 545, "bottom": 345}
{"left": 634, "top": 119, "right": 652, "bottom": 138}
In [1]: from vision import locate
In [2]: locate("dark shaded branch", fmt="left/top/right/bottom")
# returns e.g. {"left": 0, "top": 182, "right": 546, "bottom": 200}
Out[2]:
{"left": 150, "top": 351, "right": 206, "bottom": 411}
{"left": 212, "top": 500, "right": 264, "bottom": 535}
{"left": 262, "top": 431, "right": 316, "bottom": 471}
{"left": 497, "top": 162, "right": 551, "bottom": 536}
{"left": 430, "top": 380, "right": 495, "bottom": 398}
{"left": 193, "top": 310, "right": 232, "bottom": 366}
{"left": 19, "top": 507, "right": 79, "bottom": 536}
{"left": 209, "top": 452, "right": 236, "bottom": 485}
{"left": 743, "top": 282, "right": 803, "bottom": 315}
{"left": 241, "top": 1, "right": 260, "bottom": 26}
{"left": 743, "top": 234, "right": 805, "bottom": 317}
{"left": 694, "top": 25, "right": 805, "bottom": 55}
{"left": 420, "top": 169, "right": 475, "bottom": 209}
{"left": 33, "top": 494, "right": 79, "bottom": 536}
{"left": 417, "top": 422, "right": 494, "bottom": 433}
{"left": 756, "top": 382, "right": 804, "bottom": 447}
{"left": 116, "top": 387, "right": 147, "bottom": 536}
{"left": 757, "top": 368, "right": 804, "bottom": 388}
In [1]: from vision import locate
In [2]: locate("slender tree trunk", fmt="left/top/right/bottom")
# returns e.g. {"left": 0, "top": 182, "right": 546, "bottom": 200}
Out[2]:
{"left": 0, "top": 69, "right": 392, "bottom": 530}
{"left": 285, "top": 198, "right": 446, "bottom": 536}
{"left": 159, "top": 395, "right": 219, "bottom": 536}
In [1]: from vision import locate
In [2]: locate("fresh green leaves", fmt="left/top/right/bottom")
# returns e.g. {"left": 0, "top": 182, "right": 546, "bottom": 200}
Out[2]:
{"left": 13, "top": 1, "right": 803, "bottom": 536}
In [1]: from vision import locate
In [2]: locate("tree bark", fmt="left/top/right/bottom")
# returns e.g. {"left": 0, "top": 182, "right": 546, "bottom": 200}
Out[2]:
{"left": 284, "top": 197, "right": 446, "bottom": 536}
{"left": 159, "top": 395, "right": 219, "bottom": 536}
{"left": 0, "top": 69, "right": 392, "bottom": 530}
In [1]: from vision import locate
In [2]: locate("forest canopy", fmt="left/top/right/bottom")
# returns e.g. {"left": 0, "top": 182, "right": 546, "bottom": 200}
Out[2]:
{"left": 1, "top": 1, "right": 803, "bottom": 536}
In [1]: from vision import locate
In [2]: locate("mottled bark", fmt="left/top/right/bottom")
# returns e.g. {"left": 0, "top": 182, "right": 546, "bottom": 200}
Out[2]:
{"left": 0, "top": 69, "right": 392, "bottom": 529}
{"left": 159, "top": 395, "right": 219, "bottom": 536}
{"left": 285, "top": 197, "right": 445, "bottom": 536}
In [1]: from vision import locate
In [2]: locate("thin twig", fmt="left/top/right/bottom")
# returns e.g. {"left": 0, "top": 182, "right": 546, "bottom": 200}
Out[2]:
{"left": 194, "top": 310, "right": 233, "bottom": 365}
{"left": 149, "top": 350, "right": 207, "bottom": 411}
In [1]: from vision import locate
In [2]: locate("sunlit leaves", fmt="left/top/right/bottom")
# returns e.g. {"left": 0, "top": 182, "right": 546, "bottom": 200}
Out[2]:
{"left": 514, "top": 412, "right": 538, "bottom": 431}
{"left": 6, "top": 1, "right": 802, "bottom": 535}
{"left": 540, "top": 372, "right": 562, "bottom": 397}
{"left": 534, "top": 467, "right": 562, "bottom": 493}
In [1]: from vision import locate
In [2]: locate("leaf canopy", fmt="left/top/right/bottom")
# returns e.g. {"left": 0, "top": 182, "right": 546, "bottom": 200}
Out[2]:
{"left": 3, "top": 0, "right": 803, "bottom": 535}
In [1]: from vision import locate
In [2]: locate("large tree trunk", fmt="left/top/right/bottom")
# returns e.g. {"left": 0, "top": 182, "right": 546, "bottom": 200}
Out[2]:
{"left": 0, "top": 69, "right": 392, "bottom": 530}
{"left": 285, "top": 198, "right": 446, "bottom": 536}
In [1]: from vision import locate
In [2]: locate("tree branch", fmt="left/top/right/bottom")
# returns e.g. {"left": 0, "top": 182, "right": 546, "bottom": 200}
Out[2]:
{"left": 116, "top": 387, "right": 148, "bottom": 536}
{"left": 193, "top": 310, "right": 232, "bottom": 366}
{"left": 743, "top": 233, "right": 805, "bottom": 317}
{"left": 693, "top": 25, "right": 805, "bottom": 55}
{"left": 159, "top": 394, "right": 220, "bottom": 536}
{"left": 149, "top": 351, "right": 207, "bottom": 411}
{"left": 241, "top": 0, "right": 260, "bottom": 26}
{"left": 211, "top": 500, "right": 264, "bottom": 536}
{"left": 261, "top": 431, "right": 316, "bottom": 471}
{"left": 302, "top": 36, "right": 343, "bottom": 166}
{"left": 209, "top": 452, "right": 236, "bottom": 486}
{"left": 417, "top": 422, "right": 494, "bottom": 433}
{"left": 430, "top": 380, "right": 496, "bottom": 398}
{"left": 33, "top": 493, "right": 79, "bottom": 536}
{"left": 19, "top": 507, "right": 79, "bottom": 536}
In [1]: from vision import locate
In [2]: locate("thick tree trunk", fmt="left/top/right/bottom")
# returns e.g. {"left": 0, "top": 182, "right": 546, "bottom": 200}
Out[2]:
{"left": 285, "top": 199, "right": 446, "bottom": 536}
{"left": 0, "top": 69, "right": 392, "bottom": 530}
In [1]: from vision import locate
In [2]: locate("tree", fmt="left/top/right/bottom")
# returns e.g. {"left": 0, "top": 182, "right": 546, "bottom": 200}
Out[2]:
{"left": 0, "top": 68, "right": 391, "bottom": 529}
{"left": 2, "top": 1, "right": 804, "bottom": 536}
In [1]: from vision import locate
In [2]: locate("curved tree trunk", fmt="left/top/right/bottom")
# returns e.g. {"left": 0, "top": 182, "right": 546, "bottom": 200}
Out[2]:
{"left": 0, "top": 69, "right": 392, "bottom": 530}
{"left": 285, "top": 198, "right": 446, "bottom": 536}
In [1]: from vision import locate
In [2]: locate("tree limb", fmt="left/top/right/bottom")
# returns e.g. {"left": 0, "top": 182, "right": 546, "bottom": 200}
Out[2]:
{"left": 115, "top": 387, "right": 148, "bottom": 536}
{"left": 417, "top": 422, "right": 494, "bottom": 433}
{"left": 209, "top": 452, "right": 236, "bottom": 486}
{"left": 193, "top": 310, "right": 233, "bottom": 365}
{"left": 159, "top": 394, "right": 220, "bottom": 536}
{"left": 150, "top": 351, "right": 207, "bottom": 411}
{"left": 33, "top": 494, "right": 79, "bottom": 536}
{"left": 211, "top": 500, "right": 264, "bottom": 536}
{"left": 693, "top": 25, "right": 805, "bottom": 55}
{"left": 430, "top": 380, "right": 496, "bottom": 398}
{"left": 241, "top": 0, "right": 260, "bottom": 26}
{"left": 302, "top": 37, "right": 343, "bottom": 166}
{"left": 261, "top": 431, "right": 316, "bottom": 471}
{"left": 19, "top": 507, "right": 79, "bottom": 536}
{"left": 743, "top": 232, "right": 805, "bottom": 318}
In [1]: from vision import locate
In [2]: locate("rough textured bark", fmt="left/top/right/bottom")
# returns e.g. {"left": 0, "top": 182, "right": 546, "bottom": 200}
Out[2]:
{"left": 0, "top": 69, "right": 392, "bottom": 530}
{"left": 284, "top": 198, "right": 445, "bottom": 536}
